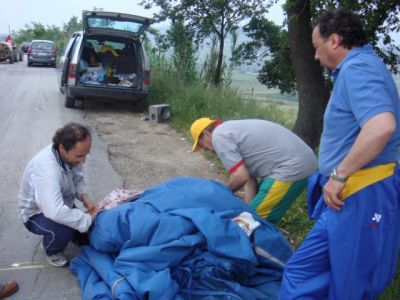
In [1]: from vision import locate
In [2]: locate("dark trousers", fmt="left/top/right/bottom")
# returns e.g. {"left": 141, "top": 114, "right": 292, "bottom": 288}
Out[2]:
{"left": 24, "top": 213, "right": 89, "bottom": 256}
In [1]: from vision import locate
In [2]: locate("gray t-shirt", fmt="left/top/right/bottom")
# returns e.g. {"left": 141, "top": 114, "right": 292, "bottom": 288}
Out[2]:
{"left": 212, "top": 120, "right": 317, "bottom": 181}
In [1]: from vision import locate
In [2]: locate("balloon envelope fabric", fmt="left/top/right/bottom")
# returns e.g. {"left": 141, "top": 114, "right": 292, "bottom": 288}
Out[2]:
{"left": 71, "top": 176, "right": 293, "bottom": 299}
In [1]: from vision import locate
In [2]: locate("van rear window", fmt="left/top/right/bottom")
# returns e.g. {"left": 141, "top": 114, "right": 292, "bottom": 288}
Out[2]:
{"left": 87, "top": 17, "right": 145, "bottom": 34}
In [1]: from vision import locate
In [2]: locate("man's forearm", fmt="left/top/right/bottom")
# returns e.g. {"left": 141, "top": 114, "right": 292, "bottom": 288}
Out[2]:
{"left": 323, "top": 113, "right": 396, "bottom": 210}
{"left": 227, "top": 176, "right": 245, "bottom": 192}
{"left": 227, "top": 164, "right": 251, "bottom": 192}
{"left": 243, "top": 177, "right": 258, "bottom": 202}
{"left": 336, "top": 112, "right": 396, "bottom": 178}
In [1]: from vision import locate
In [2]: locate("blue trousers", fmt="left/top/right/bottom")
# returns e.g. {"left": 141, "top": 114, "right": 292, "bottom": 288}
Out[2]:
{"left": 24, "top": 213, "right": 88, "bottom": 256}
{"left": 280, "top": 164, "right": 400, "bottom": 299}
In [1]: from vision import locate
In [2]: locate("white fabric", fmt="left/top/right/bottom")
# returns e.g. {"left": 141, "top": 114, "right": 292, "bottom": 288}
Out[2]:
{"left": 232, "top": 212, "right": 261, "bottom": 236}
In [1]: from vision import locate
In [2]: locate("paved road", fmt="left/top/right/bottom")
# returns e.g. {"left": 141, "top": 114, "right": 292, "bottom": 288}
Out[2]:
{"left": 0, "top": 58, "right": 122, "bottom": 299}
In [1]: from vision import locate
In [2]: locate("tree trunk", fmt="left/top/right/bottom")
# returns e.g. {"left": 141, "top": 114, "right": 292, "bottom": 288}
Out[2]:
{"left": 286, "top": 0, "right": 330, "bottom": 150}
{"left": 213, "top": 33, "right": 225, "bottom": 86}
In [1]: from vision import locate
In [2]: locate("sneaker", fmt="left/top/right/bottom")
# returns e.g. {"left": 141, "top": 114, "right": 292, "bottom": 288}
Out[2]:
{"left": 46, "top": 253, "right": 68, "bottom": 267}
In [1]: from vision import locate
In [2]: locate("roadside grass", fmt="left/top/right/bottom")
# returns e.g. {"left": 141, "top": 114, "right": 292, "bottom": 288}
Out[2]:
{"left": 148, "top": 68, "right": 291, "bottom": 131}
{"left": 380, "top": 264, "right": 400, "bottom": 299}
{"left": 147, "top": 58, "right": 400, "bottom": 298}
{"left": 277, "top": 192, "right": 314, "bottom": 248}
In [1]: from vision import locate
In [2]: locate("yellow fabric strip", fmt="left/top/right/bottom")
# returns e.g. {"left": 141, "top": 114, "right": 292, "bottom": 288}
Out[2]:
{"left": 342, "top": 163, "right": 396, "bottom": 200}
{"left": 256, "top": 180, "right": 291, "bottom": 219}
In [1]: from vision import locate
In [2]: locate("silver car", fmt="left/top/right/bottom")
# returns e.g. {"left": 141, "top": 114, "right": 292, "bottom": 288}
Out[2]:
{"left": 27, "top": 40, "right": 56, "bottom": 67}
{"left": 57, "top": 10, "right": 153, "bottom": 109}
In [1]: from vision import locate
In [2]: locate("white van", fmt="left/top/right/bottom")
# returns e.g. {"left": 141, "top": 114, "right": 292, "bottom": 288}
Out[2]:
{"left": 58, "top": 10, "right": 153, "bottom": 108}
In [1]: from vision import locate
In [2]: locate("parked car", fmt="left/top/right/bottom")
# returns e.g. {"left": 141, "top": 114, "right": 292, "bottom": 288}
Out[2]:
{"left": 27, "top": 40, "right": 56, "bottom": 67}
{"left": 57, "top": 10, "right": 153, "bottom": 108}
{"left": 21, "top": 41, "right": 30, "bottom": 53}
{"left": 0, "top": 41, "right": 14, "bottom": 63}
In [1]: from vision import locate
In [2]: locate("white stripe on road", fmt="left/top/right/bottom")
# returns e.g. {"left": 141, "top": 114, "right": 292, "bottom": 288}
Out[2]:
{"left": 0, "top": 262, "right": 49, "bottom": 271}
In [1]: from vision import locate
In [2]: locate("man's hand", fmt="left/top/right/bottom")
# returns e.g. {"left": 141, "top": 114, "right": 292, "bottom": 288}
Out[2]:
{"left": 323, "top": 178, "right": 346, "bottom": 211}
{"left": 81, "top": 194, "right": 99, "bottom": 216}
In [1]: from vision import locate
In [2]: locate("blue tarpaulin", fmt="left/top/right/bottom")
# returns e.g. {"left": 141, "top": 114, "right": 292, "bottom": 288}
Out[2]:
{"left": 71, "top": 177, "right": 293, "bottom": 299}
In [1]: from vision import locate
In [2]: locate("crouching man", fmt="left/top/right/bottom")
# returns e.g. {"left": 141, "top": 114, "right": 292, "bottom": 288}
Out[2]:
{"left": 190, "top": 118, "right": 317, "bottom": 224}
{"left": 18, "top": 122, "right": 98, "bottom": 267}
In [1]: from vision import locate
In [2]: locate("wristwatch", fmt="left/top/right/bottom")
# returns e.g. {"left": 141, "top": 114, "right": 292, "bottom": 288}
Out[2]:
{"left": 330, "top": 168, "right": 347, "bottom": 183}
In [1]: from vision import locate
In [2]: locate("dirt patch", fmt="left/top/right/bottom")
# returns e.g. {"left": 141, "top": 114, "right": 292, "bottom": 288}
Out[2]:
{"left": 83, "top": 102, "right": 226, "bottom": 190}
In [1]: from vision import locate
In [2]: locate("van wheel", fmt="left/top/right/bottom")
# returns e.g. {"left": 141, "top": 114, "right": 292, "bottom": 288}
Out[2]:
{"left": 9, "top": 55, "right": 14, "bottom": 64}
{"left": 64, "top": 92, "right": 76, "bottom": 108}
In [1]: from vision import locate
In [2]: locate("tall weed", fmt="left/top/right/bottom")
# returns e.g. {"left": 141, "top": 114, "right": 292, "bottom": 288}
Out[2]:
{"left": 148, "top": 54, "right": 291, "bottom": 132}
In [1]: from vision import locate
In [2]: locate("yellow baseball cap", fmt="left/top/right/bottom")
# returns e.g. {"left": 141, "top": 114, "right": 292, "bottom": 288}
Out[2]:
{"left": 190, "top": 117, "right": 218, "bottom": 152}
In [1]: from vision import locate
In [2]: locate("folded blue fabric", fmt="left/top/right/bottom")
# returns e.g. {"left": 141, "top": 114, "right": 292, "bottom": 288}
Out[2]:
{"left": 71, "top": 176, "right": 293, "bottom": 299}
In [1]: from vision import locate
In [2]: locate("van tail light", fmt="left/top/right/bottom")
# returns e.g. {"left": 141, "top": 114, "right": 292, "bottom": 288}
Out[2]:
{"left": 67, "top": 63, "right": 77, "bottom": 79}
{"left": 51, "top": 49, "right": 56, "bottom": 56}
{"left": 28, "top": 48, "right": 32, "bottom": 54}
{"left": 144, "top": 70, "right": 150, "bottom": 85}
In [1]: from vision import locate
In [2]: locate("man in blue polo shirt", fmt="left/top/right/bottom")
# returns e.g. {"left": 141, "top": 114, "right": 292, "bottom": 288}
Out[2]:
{"left": 280, "top": 9, "right": 400, "bottom": 299}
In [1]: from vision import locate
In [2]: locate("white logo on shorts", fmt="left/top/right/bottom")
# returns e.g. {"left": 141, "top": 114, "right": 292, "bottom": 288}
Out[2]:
{"left": 372, "top": 213, "right": 382, "bottom": 223}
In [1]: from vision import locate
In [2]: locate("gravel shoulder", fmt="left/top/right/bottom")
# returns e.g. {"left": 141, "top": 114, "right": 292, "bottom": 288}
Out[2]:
{"left": 82, "top": 101, "right": 226, "bottom": 192}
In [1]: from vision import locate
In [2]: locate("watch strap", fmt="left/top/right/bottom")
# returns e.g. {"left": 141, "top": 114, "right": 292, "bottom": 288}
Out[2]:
{"left": 330, "top": 168, "right": 347, "bottom": 183}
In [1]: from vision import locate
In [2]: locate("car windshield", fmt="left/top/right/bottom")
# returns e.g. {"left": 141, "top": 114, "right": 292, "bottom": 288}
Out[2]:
{"left": 32, "top": 42, "right": 53, "bottom": 50}
{"left": 87, "top": 17, "right": 145, "bottom": 33}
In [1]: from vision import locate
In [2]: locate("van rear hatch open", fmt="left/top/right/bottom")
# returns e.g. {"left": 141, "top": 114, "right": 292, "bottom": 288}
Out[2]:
{"left": 83, "top": 10, "right": 153, "bottom": 39}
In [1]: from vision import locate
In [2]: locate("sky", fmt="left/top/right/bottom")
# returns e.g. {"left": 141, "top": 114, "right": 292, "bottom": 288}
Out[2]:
{"left": 0, "top": 0, "right": 285, "bottom": 34}
{"left": 1, "top": 1, "right": 397, "bottom": 43}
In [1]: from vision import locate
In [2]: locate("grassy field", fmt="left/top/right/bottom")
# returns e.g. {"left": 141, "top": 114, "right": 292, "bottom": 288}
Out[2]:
{"left": 231, "top": 70, "right": 400, "bottom": 103}
{"left": 231, "top": 71, "right": 298, "bottom": 104}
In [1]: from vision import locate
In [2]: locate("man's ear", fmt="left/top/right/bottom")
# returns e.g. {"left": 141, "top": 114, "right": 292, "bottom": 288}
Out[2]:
{"left": 58, "top": 144, "right": 66, "bottom": 155}
{"left": 330, "top": 33, "right": 342, "bottom": 49}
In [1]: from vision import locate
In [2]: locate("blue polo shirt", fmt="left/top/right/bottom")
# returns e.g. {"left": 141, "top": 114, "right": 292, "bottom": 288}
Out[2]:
{"left": 318, "top": 45, "right": 400, "bottom": 175}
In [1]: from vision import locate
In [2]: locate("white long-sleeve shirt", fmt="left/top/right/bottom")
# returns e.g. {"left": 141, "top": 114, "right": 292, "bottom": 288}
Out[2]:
{"left": 18, "top": 144, "right": 92, "bottom": 233}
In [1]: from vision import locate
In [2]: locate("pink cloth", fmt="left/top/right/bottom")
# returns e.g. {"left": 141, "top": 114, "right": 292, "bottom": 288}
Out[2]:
{"left": 98, "top": 188, "right": 143, "bottom": 211}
